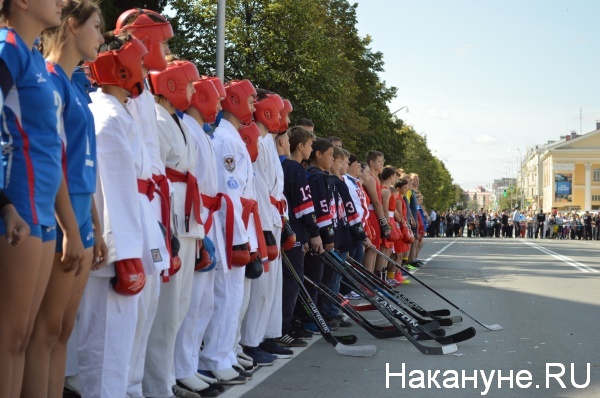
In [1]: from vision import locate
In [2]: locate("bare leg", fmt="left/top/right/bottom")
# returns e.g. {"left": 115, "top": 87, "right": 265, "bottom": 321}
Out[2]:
{"left": 6, "top": 239, "right": 54, "bottom": 397}
{"left": 363, "top": 247, "right": 377, "bottom": 273}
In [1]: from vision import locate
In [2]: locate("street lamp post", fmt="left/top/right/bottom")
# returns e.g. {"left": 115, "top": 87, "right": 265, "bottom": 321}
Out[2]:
{"left": 216, "top": 0, "right": 226, "bottom": 80}
{"left": 516, "top": 148, "right": 523, "bottom": 209}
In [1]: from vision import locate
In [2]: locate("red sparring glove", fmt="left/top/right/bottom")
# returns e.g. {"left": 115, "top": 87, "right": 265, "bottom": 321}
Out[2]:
{"left": 264, "top": 231, "right": 279, "bottom": 261}
{"left": 112, "top": 258, "right": 146, "bottom": 296}
{"left": 170, "top": 233, "right": 181, "bottom": 275}
{"left": 231, "top": 243, "right": 251, "bottom": 266}
{"left": 195, "top": 240, "right": 212, "bottom": 271}
{"left": 388, "top": 226, "right": 401, "bottom": 242}
{"left": 366, "top": 224, "right": 376, "bottom": 241}
{"left": 281, "top": 219, "right": 296, "bottom": 251}
{"left": 404, "top": 226, "right": 415, "bottom": 244}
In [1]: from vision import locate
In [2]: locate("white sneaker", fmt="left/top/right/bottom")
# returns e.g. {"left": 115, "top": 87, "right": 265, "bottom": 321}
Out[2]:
{"left": 64, "top": 375, "right": 81, "bottom": 394}
{"left": 194, "top": 371, "right": 217, "bottom": 384}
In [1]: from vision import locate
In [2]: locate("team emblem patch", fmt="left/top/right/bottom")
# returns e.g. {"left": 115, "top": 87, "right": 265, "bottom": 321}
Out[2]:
{"left": 223, "top": 156, "right": 236, "bottom": 172}
{"left": 227, "top": 177, "right": 239, "bottom": 189}
{"left": 151, "top": 249, "right": 163, "bottom": 263}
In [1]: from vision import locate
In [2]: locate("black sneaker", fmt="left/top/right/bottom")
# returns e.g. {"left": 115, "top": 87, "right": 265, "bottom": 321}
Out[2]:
{"left": 273, "top": 333, "right": 308, "bottom": 347}
{"left": 325, "top": 316, "right": 341, "bottom": 329}
{"left": 290, "top": 320, "right": 314, "bottom": 340}
{"left": 233, "top": 365, "right": 253, "bottom": 380}
{"left": 335, "top": 314, "right": 353, "bottom": 327}
{"left": 259, "top": 339, "right": 294, "bottom": 358}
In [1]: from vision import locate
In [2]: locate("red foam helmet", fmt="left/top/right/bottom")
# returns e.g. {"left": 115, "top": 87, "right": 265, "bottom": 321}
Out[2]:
{"left": 190, "top": 77, "right": 221, "bottom": 124}
{"left": 115, "top": 8, "right": 173, "bottom": 71}
{"left": 84, "top": 36, "right": 148, "bottom": 99}
{"left": 206, "top": 76, "right": 226, "bottom": 98}
{"left": 278, "top": 99, "right": 293, "bottom": 134}
{"left": 221, "top": 79, "right": 257, "bottom": 125}
{"left": 239, "top": 122, "right": 260, "bottom": 162}
{"left": 254, "top": 94, "right": 284, "bottom": 133}
{"left": 149, "top": 60, "right": 199, "bottom": 111}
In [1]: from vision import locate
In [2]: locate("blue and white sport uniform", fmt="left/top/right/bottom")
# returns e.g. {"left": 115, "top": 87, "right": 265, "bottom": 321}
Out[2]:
{"left": 0, "top": 27, "right": 63, "bottom": 241}
{"left": 47, "top": 62, "right": 97, "bottom": 250}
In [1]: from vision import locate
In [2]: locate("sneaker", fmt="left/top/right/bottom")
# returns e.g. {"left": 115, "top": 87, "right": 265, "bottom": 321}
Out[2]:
{"left": 303, "top": 322, "right": 326, "bottom": 334}
{"left": 343, "top": 291, "right": 362, "bottom": 300}
{"left": 386, "top": 278, "right": 400, "bottom": 287}
{"left": 259, "top": 339, "right": 294, "bottom": 358}
{"left": 334, "top": 314, "right": 353, "bottom": 327}
{"left": 172, "top": 384, "right": 201, "bottom": 398}
{"left": 233, "top": 365, "right": 253, "bottom": 380}
{"left": 290, "top": 326, "right": 313, "bottom": 340}
{"left": 273, "top": 333, "right": 308, "bottom": 347}
{"left": 243, "top": 346, "right": 277, "bottom": 366}
{"left": 64, "top": 375, "right": 81, "bottom": 395}
{"left": 404, "top": 264, "right": 417, "bottom": 270}
{"left": 198, "top": 369, "right": 247, "bottom": 385}
{"left": 325, "top": 316, "right": 341, "bottom": 329}
{"left": 236, "top": 355, "right": 258, "bottom": 372}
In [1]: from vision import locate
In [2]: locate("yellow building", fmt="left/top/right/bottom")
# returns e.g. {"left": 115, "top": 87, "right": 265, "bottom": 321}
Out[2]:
{"left": 520, "top": 129, "right": 600, "bottom": 212}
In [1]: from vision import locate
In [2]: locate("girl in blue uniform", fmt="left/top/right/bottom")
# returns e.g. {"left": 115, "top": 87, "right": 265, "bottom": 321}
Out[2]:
{"left": 0, "top": 0, "right": 66, "bottom": 397}
{"left": 21, "top": 2, "right": 107, "bottom": 397}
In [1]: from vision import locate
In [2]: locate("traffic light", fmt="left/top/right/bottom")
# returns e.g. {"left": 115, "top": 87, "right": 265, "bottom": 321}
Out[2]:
{"left": 503, "top": 189, "right": 507, "bottom": 197}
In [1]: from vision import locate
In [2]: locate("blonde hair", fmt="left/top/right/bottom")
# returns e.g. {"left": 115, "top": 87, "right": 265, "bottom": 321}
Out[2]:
{"left": 41, "top": 0, "right": 103, "bottom": 59}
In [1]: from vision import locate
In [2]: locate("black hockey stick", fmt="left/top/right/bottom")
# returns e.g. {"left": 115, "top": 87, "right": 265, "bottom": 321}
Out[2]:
{"left": 370, "top": 246, "right": 502, "bottom": 331}
{"left": 341, "top": 255, "right": 456, "bottom": 326}
{"left": 316, "top": 251, "right": 458, "bottom": 355}
{"left": 345, "top": 255, "right": 457, "bottom": 320}
{"left": 281, "top": 252, "right": 377, "bottom": 357}
{"left": 329, "top": 256, "right": 476, "bottom": 345}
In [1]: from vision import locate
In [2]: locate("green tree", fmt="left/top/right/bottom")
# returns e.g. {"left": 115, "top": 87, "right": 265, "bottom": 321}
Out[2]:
{"left": 99, "top": 0, "right": 168, "bottom": 31}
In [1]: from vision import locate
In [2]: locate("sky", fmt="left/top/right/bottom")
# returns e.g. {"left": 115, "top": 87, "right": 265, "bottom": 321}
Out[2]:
{"left": 354, "top": 1, "right": 600, "bottom": 190}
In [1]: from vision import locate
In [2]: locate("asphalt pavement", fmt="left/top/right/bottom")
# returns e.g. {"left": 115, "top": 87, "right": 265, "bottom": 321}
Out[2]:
{"left": 223, "top": 236, "right": 600, "bottom": 398}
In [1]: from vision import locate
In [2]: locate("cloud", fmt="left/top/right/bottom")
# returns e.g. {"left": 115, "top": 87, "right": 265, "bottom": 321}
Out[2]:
{"left": 450, "top": 43, "right": 474, "bottom": 56}
{"left": 475, "top": 134, "right": 498, "bottom": 144}
{"left": 426, "top": 107, "right": 451, "bottom": 120}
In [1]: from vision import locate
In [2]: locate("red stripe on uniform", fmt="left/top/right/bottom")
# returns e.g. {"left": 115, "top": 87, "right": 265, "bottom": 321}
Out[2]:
{"left": 15, "top": 118, "right": 38, "bottom": 224}
{"left": 6, "top": 30, "right": 17, "bottom": 46}
{"left": 293, "top": 201, "right": 313, "bottom": 215}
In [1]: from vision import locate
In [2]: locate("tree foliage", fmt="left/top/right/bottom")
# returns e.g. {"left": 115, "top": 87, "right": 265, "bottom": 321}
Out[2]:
{"left": 98, "top": 0, "right": 465, "bottom": 209}
{"left": 99, "top": 0, "right": 168, "bottom": 31}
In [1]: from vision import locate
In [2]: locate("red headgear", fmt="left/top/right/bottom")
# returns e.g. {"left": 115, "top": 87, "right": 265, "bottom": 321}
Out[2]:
{"left": 115, "top": 8, "right": 173, "bottom": 71}
{"left": 278, "top": 99, "right": 293, "bottom": 134}
{"left": 149, "top": 60, "right": 199, "bottom": 111}
{"left": 190, "top": 77, "right": 221, "bottom": 124}
{"left": 221, "top": 80, "right": 257, "bottom": 125}
{"left": 239, "top": 122, "right": 260, "bottom": 162}
{"left": 254, "top": 94, "right": 284, "bottom": 133}
{"left": 206, "top": 76, "right": 226, "bottom": 98}
{"left": 84, "top": 36, "right": 148, "bottom": 99}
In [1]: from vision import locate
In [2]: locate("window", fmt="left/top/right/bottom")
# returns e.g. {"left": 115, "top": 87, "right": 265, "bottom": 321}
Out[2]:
{"left": 593, "top": 195, "right": 600, "bottom": 201}
{"left": 594, "top": 169, "right": 600, "bottom": 182}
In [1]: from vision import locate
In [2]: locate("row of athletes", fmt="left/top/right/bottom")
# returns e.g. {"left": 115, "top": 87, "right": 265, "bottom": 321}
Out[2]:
{"left": 0, "top": 1, "right": 423, "bottom": 398}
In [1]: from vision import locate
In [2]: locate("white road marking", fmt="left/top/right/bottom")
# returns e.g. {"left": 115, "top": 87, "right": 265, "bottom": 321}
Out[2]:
{"left": 521, "top": 240, "right": 599, "bottom": 273}
{"left": 423, "top": 240, "right": 456, "bottom": 264}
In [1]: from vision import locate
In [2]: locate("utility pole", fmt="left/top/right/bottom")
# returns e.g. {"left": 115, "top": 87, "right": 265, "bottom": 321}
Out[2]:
{"left": 216, "top": 0, "right": 226, "bottom": 80}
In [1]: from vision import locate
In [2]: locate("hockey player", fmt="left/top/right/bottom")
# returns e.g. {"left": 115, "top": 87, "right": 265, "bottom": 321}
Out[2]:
{"left": 276, "top": 126, "right": 322, "bottom": 346}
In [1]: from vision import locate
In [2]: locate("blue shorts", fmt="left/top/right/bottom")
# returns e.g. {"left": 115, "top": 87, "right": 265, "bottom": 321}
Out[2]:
{"left": 0, "top": 221, "right": 57, "bottom": 242}
{"left": 56, "top": 193, "right": 94, "bottom": 252}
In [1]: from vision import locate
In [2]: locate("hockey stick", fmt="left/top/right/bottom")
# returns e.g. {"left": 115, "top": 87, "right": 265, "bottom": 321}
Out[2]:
{"left": 345, "top": 256, "right": 459, "bottom": 321}
{"left": 370, "top": 246, "right": 502, "bottom": 331}
{"left": 281, "top": 252, "right": 377, "bottom": 357}
{"left": 316, "top": 251, "right": 458, "bottom": 355}
{"left": 341, "top": 256, "right": 456, "bottom": 326}
{"left": 330, "top": 257, "right": 475, "bottom": 345}
{"left": 302, "top": 275, "right": 404, "bottom": 339}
